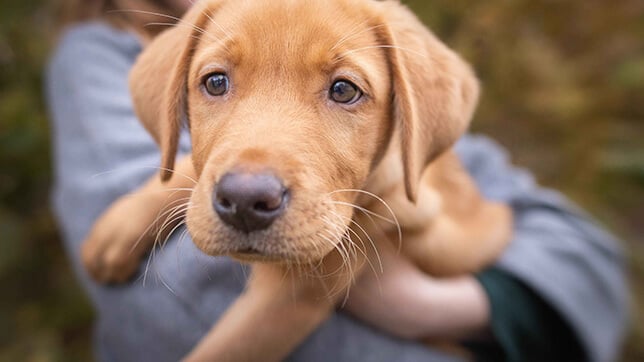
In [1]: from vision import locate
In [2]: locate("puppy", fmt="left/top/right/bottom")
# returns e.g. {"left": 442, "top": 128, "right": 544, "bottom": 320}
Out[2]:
{"left": 83, "top": 0, "right": 512, "bottom": 360}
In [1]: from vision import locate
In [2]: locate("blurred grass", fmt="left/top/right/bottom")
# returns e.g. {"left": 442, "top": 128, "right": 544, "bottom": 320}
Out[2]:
{"left": 0, "top": 1, "right": 94, "bottom": 361}
{"left": 0, "top": 0, "right": 642, "bottom": 360}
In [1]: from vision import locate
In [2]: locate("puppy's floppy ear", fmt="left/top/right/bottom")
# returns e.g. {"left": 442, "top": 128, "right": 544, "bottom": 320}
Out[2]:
{"left": 129, "top": 1, "right": 214, "bottom": 181}
{"left": 376, "top": 3, "right": 480, "bottom": 202}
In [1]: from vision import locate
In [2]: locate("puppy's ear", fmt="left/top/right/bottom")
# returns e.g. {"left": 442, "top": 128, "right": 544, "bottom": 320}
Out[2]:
{"left": 377, "top": 4, "right": 480, "bottom": 202}
{"left": 129, "top": 1, "right": 213, "bottom": 181}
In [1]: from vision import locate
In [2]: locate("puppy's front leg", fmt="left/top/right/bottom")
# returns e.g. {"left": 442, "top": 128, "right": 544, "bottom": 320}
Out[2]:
{"left": 82, "top": 156, "right": 196, "bottom": 283}
{"left": 184, "top": 250, "right": 360, "bottom": 362}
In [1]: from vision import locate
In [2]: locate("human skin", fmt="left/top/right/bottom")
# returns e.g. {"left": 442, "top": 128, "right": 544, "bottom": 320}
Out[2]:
{"left": 344, "top": 241, "right": 489, "bottom": 340}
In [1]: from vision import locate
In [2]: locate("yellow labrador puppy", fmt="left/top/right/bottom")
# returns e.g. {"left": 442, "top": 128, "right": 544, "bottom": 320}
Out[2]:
{"left": 82, "top": 0, "right": 512, "bottom": 360}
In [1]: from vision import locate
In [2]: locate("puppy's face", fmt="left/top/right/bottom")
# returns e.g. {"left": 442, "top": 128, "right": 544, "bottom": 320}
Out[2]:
{"left": 130, "top": 0, "right": 479, "bottom": 264}
{"left": 185, "top": 1, "right": 392, "bottom": 262}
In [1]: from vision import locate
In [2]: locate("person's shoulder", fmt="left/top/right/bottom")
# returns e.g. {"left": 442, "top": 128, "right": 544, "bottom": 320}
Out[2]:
{"left": 56, "top": 21, "right": 141, "bottom": 58}
{"left": 49, "top": 21, "right": 141, "bottom": 77}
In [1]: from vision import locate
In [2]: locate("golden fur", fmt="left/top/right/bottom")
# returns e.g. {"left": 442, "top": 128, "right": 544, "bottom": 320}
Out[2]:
{"left": 82, "top": 0, "right": 512, "bottom": 360}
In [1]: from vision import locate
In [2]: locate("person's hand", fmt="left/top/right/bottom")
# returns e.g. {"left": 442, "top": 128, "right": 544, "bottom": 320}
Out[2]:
{"left": 344, "top": 241, "right": 490, "bottom": 340}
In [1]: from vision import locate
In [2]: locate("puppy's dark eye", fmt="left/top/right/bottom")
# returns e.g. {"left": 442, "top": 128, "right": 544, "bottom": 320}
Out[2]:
{"left": 330, "top": 80, "right": 362, "bottom": 104}
{"left": 204, "top": 73, "right": 229, "bottom": 96}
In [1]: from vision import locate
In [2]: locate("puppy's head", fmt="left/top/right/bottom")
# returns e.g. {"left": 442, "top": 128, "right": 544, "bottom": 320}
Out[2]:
{"left": 130, "top": 0, "right": 479, "bottom": 263}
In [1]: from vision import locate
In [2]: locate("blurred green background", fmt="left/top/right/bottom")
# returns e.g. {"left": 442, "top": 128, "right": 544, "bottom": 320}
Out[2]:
{"left": 0, "top": 0, "right": 642, "bottom": 360}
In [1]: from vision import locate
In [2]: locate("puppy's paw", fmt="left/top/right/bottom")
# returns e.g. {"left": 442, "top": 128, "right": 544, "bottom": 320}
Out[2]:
{"left": 81, "top": 195, "right": 160, "bottom": 284}
{"left": 81, "top": 233, "right": 142, "bottom": 283}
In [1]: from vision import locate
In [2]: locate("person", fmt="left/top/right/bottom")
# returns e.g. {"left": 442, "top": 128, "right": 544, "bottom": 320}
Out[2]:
{"left": 46, "top": 0, "right": 629, "bottom": 361}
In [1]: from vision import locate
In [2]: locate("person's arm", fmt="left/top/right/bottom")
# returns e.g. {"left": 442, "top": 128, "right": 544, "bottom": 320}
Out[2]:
{"left": 473, "top": 267, "right": 586, "bottom": 362}
{"left": 457, "top": 135, "right": 628, "bottom": 362}
{"left": 344, "top": 250, "right": 586, "bottom": 361}
{"left": 346, "top": 135, "right": 628, "bottom": 362}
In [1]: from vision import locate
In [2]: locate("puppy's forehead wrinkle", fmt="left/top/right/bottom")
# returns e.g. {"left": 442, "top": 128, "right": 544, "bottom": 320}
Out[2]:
{"left": 205, "top": 0, "right": 381, "bottom": 69}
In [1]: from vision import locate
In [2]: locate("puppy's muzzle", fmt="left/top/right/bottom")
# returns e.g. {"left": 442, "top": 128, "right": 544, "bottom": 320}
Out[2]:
{"left": 213, "top": 171, "right": 289, "bottom": 233}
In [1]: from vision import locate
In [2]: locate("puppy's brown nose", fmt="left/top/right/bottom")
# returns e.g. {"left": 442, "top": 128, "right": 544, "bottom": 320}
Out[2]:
{"left": 213, "top": 171, "right": 288, "bottom": 233}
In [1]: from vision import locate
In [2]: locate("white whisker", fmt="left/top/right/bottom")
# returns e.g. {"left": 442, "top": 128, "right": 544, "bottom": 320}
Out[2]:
{"left": 91, "top": 165, "right": 197, "bottom": 185}
{"left": 203, "top": 9, "right": 234, "bottom": 47}
{"left": 329, "top": 200, "right": 395, "bottom": 224}
{"left": 155, "top": 202, "right": 192, "bottom": 239}
{"left": 337, "top": 45, "right": 427, "bottom": 60}
{"left": 328, "top": 189, "right": 402, "bottom": 253}
{"left": 330, "top": 23, "right": 386, "bottom": 52}
{"left": 328, "top": 210, "right": 383, "bottom": 275}
{"left": 318, "top": 216, "right": 356, "bottom": 298}
{"left": 108, "top": 9, "right": 218, "bottom": 42}
{"left": 329, "top": 18, "right": 372, "bottom": 51}
{"left": 127, "top": 198, "right": 190, "bottom": 254}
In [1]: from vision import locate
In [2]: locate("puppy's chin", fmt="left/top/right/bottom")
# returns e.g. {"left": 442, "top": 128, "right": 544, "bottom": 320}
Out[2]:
{"left": 228, "top": 249, "right": 321, "bottom": 264}
{"left": 186, "top": 225, "right": 343, "bottom": 265}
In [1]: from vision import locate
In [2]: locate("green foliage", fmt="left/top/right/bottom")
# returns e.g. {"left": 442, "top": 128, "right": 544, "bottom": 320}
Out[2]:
{"left": 0, "top": 1, "right": 93, "bottom": 361}
{"left": 0, "top": 0, "right": 642, "bottom": 360}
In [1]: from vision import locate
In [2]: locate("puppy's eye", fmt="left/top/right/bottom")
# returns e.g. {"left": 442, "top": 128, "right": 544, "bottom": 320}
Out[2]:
{"left": 204, "top": 73, "right": 229, "bottom": 96}
{"left": 330, "top": 80, "right": 362, "bottom": 104}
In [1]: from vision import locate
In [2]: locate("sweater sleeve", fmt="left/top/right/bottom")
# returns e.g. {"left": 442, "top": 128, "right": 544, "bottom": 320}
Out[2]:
{"left": 456, "top": 135, "right": 629, "bottom": 362}
{"left": 474, "top": 267, "right": 586, "bottom": 362}
{"left": 47, "top": 23, "right": 160, "bottom": 249}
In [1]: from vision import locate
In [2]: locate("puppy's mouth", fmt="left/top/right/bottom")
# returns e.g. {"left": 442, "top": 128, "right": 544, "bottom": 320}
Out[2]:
{"left": 237, "top": 246, "right": 262, "bottom": 255}
{"left": 230, "top": 246, "right": 284, "bottom": 263}
{"left": 220, "top": 225, "right": 339, "bottom": 264}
